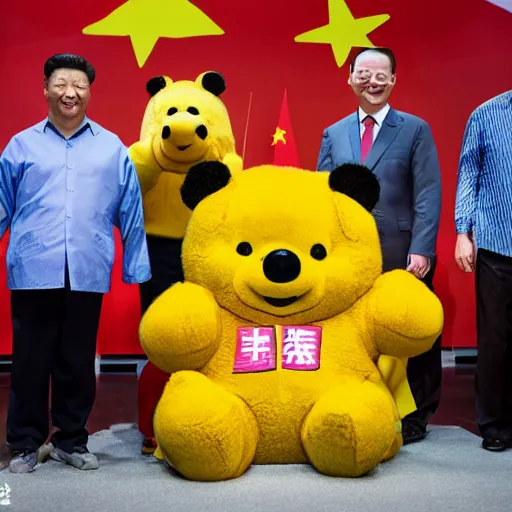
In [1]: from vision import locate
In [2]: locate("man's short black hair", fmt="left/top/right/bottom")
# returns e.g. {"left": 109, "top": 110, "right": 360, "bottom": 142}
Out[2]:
{"left": 43, "top": 54, "right": 95, "bottom": 84}
{"left": 350, "top": 47, "right": 396, "bottom": 74}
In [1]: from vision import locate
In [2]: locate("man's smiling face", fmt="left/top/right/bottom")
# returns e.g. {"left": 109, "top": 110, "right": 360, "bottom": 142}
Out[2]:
{"left": 348, "top": 51, "right": 395, "bottom": 111}
{"left": 44, "top": 68, "right": 91, "bottom": 122}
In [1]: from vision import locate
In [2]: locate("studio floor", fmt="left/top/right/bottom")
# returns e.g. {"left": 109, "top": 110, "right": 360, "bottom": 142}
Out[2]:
{"left": 1, "top": 351, "right": 510, "bottom": 512}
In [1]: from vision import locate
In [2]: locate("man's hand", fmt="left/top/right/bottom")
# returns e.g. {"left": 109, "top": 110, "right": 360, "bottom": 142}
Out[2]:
{"left": 455, "top": 233, "right": 475, "bottom": 272}
{"left": 406, "top": 254, "right": 430, "bottom": 279}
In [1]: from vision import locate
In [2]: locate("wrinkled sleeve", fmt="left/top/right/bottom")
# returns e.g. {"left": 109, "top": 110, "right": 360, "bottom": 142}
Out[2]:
{"left": 455, "top": 112, "right": 481, "bottom": 234}
{"left": 0, "top": 138, "right": 20, "bottom": 238}
{"left": 316, "top": 129, "right": 335, "bottom": 172}
{"left": 115, "top": 147, "right": 151, "bottom": 284}
{"left": 408, "top": 121, "right": 442, "bottom": 258}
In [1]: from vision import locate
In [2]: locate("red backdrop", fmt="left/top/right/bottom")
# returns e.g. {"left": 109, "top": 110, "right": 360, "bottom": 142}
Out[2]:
{"left": 1, "top": 0, "right": 512, "bottom": 354}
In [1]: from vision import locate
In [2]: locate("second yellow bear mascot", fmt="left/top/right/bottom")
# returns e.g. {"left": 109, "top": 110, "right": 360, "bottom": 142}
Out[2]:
{"left": 129, "top": 71, "right": 242, "bottom": 238}
{"left": 130, "top": 72, "right": 242, "bottom": 453}
{"left": 139, "top": 161, "right": 444, "bottom": 481}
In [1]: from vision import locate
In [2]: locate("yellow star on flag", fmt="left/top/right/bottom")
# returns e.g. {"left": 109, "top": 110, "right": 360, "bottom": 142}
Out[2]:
{"left": 294, "top": 0, "right": 390, "bottom": 67}
{"left": 272, "top": 127, "right": 287, "bottom": 146}
{"left": 82, "top": 0, "right": 224, "bottom": 67}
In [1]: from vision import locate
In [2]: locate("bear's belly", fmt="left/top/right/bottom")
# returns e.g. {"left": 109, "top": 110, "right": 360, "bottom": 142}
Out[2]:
{"left": 213, "top": 370, "right": 355, "bottom": 464}
{"left": 202, "top": 319, "right": 378, "bottom": 464}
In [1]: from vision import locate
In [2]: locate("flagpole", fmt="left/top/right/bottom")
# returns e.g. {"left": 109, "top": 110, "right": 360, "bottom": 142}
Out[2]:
{"left": 242, "top": 91, "right": 253, "bottom": 167}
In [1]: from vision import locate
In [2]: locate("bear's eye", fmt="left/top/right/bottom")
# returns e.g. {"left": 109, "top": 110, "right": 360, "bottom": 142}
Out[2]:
{"left": 187, "top": 107, "right": 200, "bottom": 115}
{"left": 236, "top": 242, "right": 253, "bottom": 256}
{"left": 167, "top": 107, "right": 178, "bottom": 116}
{"left": 310, "top": 244, "right": 327, "bottom": 261}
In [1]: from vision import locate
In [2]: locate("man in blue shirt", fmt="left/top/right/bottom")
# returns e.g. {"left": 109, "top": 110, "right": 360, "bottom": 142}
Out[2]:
{"left": 0, "top": 54, "right": 151, "bottom": 472}
{"left": 455, "top": 90, "right": 512, "bottom": 452}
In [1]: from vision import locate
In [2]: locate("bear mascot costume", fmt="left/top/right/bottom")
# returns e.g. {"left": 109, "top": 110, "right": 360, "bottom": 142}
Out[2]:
{"left": 129, "top": 71, "right": 242, "bottom": 453}
{"left": 138, "top": 161, "right": 444, "bottom": 481}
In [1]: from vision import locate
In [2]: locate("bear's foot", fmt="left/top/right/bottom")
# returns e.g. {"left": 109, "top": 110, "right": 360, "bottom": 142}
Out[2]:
{"left": 154, "top": 371, "right": 259, "bottom": 481}
{"left": 301, "top": 376, "right": 397, "bottom": 477}
{"left": 381, "top": 426, "right": 403, "bottom": 462}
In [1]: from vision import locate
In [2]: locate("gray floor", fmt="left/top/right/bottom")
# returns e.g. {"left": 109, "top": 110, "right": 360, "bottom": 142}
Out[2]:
{"left": 1, "top": 423, "right": 511, "bottom": 512}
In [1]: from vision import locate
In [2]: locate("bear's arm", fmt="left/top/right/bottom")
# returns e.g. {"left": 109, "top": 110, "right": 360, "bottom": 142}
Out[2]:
{"left": 365, "top": 270, "right": 444, "bottom": 358}
{"left": 139, "top": 282, "right": 221, "bottom": 373}
{"left": 128, "top": 139, "right": 162, "bottom": 196}
{"left": 222, "top": 152, "right": 243, "bottom": 175}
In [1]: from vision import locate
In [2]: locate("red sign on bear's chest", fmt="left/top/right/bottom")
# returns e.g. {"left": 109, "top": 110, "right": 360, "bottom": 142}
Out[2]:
{"left": 233, "top": 326, "right": 322, "bottom": 373}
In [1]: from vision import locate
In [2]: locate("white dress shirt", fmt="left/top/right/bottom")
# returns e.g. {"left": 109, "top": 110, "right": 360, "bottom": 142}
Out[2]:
{"left": 358, "top": 104, "right": 390, "bottom": 142}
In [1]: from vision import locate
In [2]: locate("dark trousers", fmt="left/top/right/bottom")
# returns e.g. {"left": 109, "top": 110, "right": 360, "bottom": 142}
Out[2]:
{"left": 6, "top": 269, "right": 103, "bottom": 454}
{"left": 383, "top": 257, "right": 443, "bottom": 429}
{"left": 475, "top": 249, "right": 512, "bottom": 435}
{"left": 138, "top": 235, "right": 184, "bottom": 438}
{"left": 139, "top": 235, "right": 184, "bottom": 314}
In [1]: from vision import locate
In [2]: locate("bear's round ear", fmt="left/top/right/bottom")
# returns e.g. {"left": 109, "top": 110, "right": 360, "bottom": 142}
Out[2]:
{"left": 146, "top": 76, "right": 172, "bottom": 97}
{"left": 201, "top": 72, "right": 226, "bottom": 96}
{"left": 328, "top": 163, "right": 380, "bottom": 212}
{"left": 181, "top": 161, "right": 232, "bottom": 210}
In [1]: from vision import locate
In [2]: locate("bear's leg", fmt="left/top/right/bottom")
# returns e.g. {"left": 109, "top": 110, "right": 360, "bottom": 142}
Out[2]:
{"left": 154, "top": 371, "right": 259, "bottom": 481}
{"left": 137, "top": 361, "right": 170, "bottom": 453}
{"left": 301, "top": 376, "right": 398, "bottom": 477}
{"left": 381, "top": 429, "right": 403, "bottom": 462}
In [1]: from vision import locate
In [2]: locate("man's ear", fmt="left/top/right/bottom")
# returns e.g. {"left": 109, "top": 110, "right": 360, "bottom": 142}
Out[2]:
{"left": 328, "top": 163, "right": 380, "bottom": 211}
{"left": 181, "top": 161, "right": 232, "bottom": 210}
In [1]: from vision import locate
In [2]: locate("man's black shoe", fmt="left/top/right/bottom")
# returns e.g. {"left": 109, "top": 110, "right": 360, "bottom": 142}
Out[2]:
{"left": 402, "top": 422, "right": 427, "bottom": 445}
{"left": 481, "top": 437, "right": 506, "bottom": 452}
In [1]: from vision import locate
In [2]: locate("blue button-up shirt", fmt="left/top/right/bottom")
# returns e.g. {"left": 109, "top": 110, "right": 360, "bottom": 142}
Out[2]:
{"left": 0, "top": 116, "right": 151, "bottom": 292}
{"left": 455, "top": 90, "right": 512, "bottom": 257}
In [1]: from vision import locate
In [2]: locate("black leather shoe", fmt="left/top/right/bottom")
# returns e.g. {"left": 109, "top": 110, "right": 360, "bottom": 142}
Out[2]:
{"left": 402, "top": 422, "right": 427, "bottom": 445}
{"left": 481, "top": 437, "right": 506, "bottom": 452}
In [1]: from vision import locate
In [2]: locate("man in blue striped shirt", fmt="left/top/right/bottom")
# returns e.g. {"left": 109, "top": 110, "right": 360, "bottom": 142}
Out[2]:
{"left": 0, "top": 54, "right": 151, "bottom": 472}
{"left": 455, "top": 89, "right": 512, "bottom": 452}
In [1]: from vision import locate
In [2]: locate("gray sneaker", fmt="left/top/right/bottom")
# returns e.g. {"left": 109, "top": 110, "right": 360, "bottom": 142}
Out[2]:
{"left": 50, "top": 446, "right": 99, "bottom": 470}
{"left": 9, "top": 450, "right": 38, "bottom": 473}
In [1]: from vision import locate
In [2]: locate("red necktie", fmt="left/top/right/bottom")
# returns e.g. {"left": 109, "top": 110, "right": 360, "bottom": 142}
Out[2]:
{"left": 361, "top": 116, "right": 375, "bottom": 163}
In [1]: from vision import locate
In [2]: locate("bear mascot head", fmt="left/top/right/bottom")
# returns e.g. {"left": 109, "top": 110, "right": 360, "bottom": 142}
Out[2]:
{"left": 129, "top": 71, "right": 242, "bottom": 239}
{"left": 139, "top": 162, "right": 444, "bottom": 481}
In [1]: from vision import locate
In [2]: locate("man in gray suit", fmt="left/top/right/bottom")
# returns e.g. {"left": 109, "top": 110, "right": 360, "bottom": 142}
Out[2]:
{"left": 317, "top": 47, "right": 442, "bottom": 444}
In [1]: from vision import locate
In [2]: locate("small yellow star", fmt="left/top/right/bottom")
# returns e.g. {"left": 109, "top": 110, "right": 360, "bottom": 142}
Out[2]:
{"left": 294, "top": 0, "right": 390, "bottom": 67}
{"left": 82, "top": 0, "right": 224, "bottom": 68}
{"left": 272, "top": 127, "right": 287, "bottom": 146}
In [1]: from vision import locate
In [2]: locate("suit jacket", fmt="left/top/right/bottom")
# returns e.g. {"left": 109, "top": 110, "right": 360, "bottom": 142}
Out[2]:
{"left": 317, "top": 108, "right": 442, "bottom": 271}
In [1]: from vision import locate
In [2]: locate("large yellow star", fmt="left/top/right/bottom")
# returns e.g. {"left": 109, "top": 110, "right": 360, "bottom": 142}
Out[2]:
{"left": 82, "top": 0, "right": 224, "bottom": 67}
{"left": 272, "top": 127, "right": 287, "bottom": 146}
{"left": 294, "top": 0, "right": 390, "bottom": 67}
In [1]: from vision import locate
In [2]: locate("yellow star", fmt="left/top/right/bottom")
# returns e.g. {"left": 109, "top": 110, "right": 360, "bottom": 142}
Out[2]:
{"left": 294, "top": 0, "right": 390, "bottom": 67}
{"left": 272, "top": 127, "right": 287, "bottom": 146}
{"left": 82, "top": 0, "right": 224, "bottom": 68}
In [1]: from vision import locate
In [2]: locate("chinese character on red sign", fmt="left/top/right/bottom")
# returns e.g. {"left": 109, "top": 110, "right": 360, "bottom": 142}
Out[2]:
{"left": 281, "top": 326, "right": 322, "bottom": 371}
{"left": 233, "top": 327, "right": 276, "bottom": 373}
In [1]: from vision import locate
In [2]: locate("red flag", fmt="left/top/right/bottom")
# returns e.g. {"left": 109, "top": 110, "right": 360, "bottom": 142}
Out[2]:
{"left": 271, "top": 89, "right": 301, "bottom": 168}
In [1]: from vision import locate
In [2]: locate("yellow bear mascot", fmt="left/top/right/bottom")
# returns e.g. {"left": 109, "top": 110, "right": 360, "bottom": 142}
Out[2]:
{"left": 129, "top": 72, "right": 242, "bottom": 454}
{"left": 129, "top": 71, "right": 242, "bottom": 238}
{"left": 139, "top": 161, "right": 444, "bottom": 481}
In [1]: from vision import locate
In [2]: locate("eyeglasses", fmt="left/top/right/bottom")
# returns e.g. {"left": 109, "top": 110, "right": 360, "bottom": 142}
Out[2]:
{"left": 351, "top": 69, "right": 393, "bottom": 86}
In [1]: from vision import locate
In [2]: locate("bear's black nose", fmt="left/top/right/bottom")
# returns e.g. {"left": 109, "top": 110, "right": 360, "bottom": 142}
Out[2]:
{"left": 263, "top": 250, "right": 301, "bottom": 284}
{"left": 162, "top": 126, "right": 171, "bottom": 139}
{"left": 196, "top": 125, "right": 208, "bottom": 140}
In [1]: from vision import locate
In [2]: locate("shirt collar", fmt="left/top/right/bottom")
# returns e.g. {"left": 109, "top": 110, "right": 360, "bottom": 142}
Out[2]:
{"left": 34, "top": 115, "right": 99, "bottom": 137}
{"left": 358, "top": 103, "right": 391, "bottom": 126}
